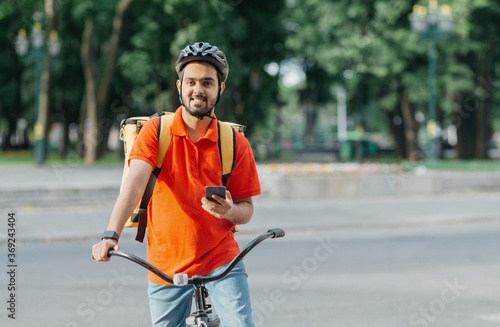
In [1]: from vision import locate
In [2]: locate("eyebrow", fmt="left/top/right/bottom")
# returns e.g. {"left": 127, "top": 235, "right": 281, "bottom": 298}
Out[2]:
{"left": 184, "top": 76, "right": 216, "bottom": 82}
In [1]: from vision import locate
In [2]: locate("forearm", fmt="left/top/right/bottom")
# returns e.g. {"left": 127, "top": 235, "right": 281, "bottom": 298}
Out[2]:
{"left": 105, "top": 159, "right": 153, "bottom": 236}
{"left": 106, "top": 186, "right": 144, "bottom": 236}
{"left": 225, "top": 199, "right": 253, "bottom": 225}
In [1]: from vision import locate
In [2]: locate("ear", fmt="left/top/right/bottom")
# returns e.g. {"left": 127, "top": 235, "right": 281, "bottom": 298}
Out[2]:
{"left": 176, "top": 80, "right": 181, "bottom": 93}
{"left": 219, "top": 82, "right": 225, "bottom": 95}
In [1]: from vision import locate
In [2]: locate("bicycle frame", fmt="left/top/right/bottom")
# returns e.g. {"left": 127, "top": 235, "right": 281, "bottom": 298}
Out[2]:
{"left": 108, "top": 228, "right": 285, "bottom": 326}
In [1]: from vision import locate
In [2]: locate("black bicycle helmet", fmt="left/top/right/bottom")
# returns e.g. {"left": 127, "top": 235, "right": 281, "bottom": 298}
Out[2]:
{"left": 175, "top": 42, "right": 229, "bottom": 82}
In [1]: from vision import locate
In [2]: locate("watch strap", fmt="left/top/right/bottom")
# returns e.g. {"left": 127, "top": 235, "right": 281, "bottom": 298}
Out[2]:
{"left": 101, "top": 230, "right": 119, "bottom": 241}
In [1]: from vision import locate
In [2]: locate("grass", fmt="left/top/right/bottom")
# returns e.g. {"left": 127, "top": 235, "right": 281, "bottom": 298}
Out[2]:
{"left": 1, "top": 150, "right": 499, "bottom": 172}
{"left": 0, "top": 150, "right": 123, "bottom": 167}
{"left": 421, "top": 159, "right": 500, "bottom": 172}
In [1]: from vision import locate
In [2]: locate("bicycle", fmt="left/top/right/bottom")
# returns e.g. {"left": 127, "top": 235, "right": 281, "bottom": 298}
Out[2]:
{"left": 107, "top": 228, "right": 285, "bottom": 327}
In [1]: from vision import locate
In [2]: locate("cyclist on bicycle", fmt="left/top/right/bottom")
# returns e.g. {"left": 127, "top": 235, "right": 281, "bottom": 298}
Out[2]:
{"left": 92, "top": 42, "right": 260, "bottom": 327}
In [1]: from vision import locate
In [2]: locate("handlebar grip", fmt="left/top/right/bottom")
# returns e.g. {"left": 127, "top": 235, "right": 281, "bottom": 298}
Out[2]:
{"left": 268, "top": 228, "right": 285, "bottom": 238}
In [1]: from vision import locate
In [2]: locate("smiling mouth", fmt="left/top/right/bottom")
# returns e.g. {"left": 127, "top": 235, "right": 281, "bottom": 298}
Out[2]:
{"left": 191, "top": 96, "right": 206, "bottom": 103}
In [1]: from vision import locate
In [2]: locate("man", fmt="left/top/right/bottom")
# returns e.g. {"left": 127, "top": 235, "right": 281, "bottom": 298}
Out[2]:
{"left": 92, "top": 42, "right": 260, "bottom": 326}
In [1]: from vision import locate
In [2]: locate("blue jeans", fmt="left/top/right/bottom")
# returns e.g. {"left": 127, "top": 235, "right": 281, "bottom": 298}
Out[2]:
{"left": 148, "top": 261, "right": 255, "bottom": 327}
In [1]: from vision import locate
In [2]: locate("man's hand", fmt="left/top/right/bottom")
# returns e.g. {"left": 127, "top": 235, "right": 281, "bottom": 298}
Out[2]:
{"left": 201, "top": 190, "right": 234, "bottom": 219}
{"left": 201, "top": 191, "right": 254, "bottom": 225}
{"left": 92, "top": 239, "right": 120, "bottom": 262}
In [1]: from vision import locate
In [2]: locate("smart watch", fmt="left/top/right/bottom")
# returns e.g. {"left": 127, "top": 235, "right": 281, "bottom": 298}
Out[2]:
{"left": 101, "top": 230, "right": 119, "bottom": 241}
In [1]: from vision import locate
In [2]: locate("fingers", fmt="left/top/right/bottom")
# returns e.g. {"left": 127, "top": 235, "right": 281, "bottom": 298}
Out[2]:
{"left": 211, "top": 190, "right": 232, "bottom": 206}
{"left": 201, "top": 197, "right": 218, "bottom": 216}
{"left": 201, "top": 197, "right": 226, "bottom": 219}
{"left": 92, "top": 240, "right": 118, "bottom": 262}
{"left": 201, "top": 190, "right": 234, "bottom": 219}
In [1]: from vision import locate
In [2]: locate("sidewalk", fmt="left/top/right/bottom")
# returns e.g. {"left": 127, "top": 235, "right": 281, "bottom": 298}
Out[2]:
{"left": 1, "top": 164, "right": 500, "bottom": 243}
{"left": 0, "top": 165, "right": 122, "bottom": 209}
{"left": 2, "top": 164, "right": 500, "bottom": 207}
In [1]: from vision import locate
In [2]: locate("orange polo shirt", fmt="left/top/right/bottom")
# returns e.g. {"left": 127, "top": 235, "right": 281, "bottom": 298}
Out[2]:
{"left": 129, "top": 107, "right": 261, "bottom": 285}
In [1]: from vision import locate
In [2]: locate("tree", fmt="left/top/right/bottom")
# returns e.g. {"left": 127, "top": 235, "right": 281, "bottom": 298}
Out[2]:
{"left": 286, "top": 0, "right": 425, "bottom": 159}
{"left": 299, "top": 59, "right": 335, "bottom": 146}
{"left": 80, "top": 0, "right": 133, "bottom": 163}
{"left": 0, "top": 0, "right": 39, "bottom": 151}
{"left": 115, "top": 0, "right": 287, "bottom": 139}
{"left": 49, "top": 0, "right": 87, "bottom": 159}
{"left": 285, "top": 0, "right": 500, "bottom": 161}
{"left": 154, "top": 0, "right": 286, "bottom": 135}
{"left": 35, "top": 0, "right": 56, "bottom": 164}
{"left": 441, "top": 1, "right": 500, "bottom": 159}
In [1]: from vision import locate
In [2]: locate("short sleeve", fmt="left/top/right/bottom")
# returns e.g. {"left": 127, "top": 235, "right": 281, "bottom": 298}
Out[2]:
{"left": 225, "top": 132, "right": 261, "bottom": 199}
{"left": 128, "top": 117, "right": 160, "bottom": 170}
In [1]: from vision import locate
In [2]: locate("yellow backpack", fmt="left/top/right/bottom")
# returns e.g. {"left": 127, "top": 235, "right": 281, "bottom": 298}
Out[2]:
{"left": 119, "top": 112, "right": 245, "bottom": 242}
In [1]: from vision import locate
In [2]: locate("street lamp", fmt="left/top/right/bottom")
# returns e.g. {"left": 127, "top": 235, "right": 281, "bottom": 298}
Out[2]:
{"left": 15, "top": 22, "right": 61, "bottom": 165}
{"left": 410, "top": 1, "right": 453, "bottom": 160}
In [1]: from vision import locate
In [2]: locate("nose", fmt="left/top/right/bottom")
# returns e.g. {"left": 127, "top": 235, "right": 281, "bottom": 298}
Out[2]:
{"left": 193, "top": 82, "right": 203, "bottom": 95}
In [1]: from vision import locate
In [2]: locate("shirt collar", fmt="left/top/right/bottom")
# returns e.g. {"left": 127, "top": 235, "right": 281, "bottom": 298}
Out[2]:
{"left": 170, "top": 106, "right": 219, "bottom": 143}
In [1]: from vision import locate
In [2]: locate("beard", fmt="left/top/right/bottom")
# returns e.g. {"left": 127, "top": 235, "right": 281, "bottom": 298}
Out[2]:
{"left": 182, "top": 94, "right": 216, "bottom": 118}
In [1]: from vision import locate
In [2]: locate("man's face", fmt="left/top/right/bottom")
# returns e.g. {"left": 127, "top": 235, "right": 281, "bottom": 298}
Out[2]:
{"left": 177, "top": 62, "right": 225, "bottom": 117}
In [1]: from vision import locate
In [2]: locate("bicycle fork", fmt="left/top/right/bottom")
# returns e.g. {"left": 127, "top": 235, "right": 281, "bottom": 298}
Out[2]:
{"left": 185, "top": 276, "right": 220, "bottom": 327}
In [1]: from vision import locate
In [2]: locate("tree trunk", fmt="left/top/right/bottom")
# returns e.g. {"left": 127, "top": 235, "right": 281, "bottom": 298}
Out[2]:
{"left": 455, "top": 105, "right": 476, "bottom": 159}
{"left": 304, "top": 103, "right": 317, "bottom": 146}
{"left": 475, "top": 100, "right": 490, "bottom": 159}
{"left": 77, "top": 93, "right": 87, "bottom": 157}
{"left": 97, "top": 0, "right": 133, "bottom": 111}
{"left": 383, "top": 109, "right": 406, "bottom": 159}
{"left": 454, "top": 69, "right": 494, "bottom": 160}
{"left": 96, "top": 0, "right": 134, "bottom": 157}
{"left": 474, "top": 70, "right": 494, "bottom": 159}
{"left": 81, "top": 18, "right": 98, "bottom": 163}
{"left": 56, "top": 88, "right": 69, "bottom": 159}
{"left": 399, "top": 89, "right": 422, "bottom": 161}
{"left": 4, "top": 67, "right": 23, "bottom": 150}
{"left": 35, "top": 0, "right": 55, "bottom": 164}
{"left": 5, "top": 117, "right": 16, "bottom": 150}
{"left": 82, "top": 0, "right": 134, "bottom": 163}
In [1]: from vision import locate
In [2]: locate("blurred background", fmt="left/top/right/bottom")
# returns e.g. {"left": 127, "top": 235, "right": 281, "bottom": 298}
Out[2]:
{"left": 1, "top": 2, "right": 500, "bottom": 327}
{"left": 1, "top": 0, "right": 499, "bottom": 168}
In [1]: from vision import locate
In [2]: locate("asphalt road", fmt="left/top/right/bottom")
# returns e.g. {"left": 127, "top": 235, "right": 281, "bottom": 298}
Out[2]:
{"left": 1, "top": 195, "right": 500, "bottom": 327}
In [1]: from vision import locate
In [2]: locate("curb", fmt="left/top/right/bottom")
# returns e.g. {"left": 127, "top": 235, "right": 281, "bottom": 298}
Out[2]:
{"left": 2, "top": 167, "right": 500, "bottom": 208}
{"left": 258, "top": 169, "right": 500, "bottom": 200}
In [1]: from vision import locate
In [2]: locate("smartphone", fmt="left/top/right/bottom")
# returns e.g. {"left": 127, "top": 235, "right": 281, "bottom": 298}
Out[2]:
{"left": 205, "top": 186, "right": 226, "bottom": 203}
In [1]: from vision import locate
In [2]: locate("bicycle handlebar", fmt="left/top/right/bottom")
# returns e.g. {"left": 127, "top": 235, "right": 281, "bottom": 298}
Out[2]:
{"left": 108, "top": 228, "right": 285, "bottom": 285}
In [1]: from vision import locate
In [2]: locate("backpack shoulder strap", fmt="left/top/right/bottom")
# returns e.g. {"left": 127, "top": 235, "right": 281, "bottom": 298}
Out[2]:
{"left": 135, "top": 112, "right": 174, "bottom": 242}
{"left": 218, "top": 120, "right": 246, "bottom": 233}
{"left": 217, "top": 120, "right": 236, "bottom": 187}
{"left": 155, "top": 113, "right": 174, "bottom": 173}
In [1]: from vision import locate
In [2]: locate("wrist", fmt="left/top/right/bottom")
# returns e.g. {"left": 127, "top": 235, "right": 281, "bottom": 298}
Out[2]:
{"left": 101, "top": 230, "right": 119, "bottom": 241}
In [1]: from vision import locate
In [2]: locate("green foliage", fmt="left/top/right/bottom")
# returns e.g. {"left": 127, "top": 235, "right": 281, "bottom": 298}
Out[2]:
{"left": 1, "top": 0, "right": 499, "bottom": 160}
{"left": 284, "top": 0, "right": 500, "bottom": 154}
{"left": 118, "top": 51, "right": 151, "bottom": 83}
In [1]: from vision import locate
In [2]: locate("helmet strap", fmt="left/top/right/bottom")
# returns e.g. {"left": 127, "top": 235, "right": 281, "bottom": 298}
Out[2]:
{"left": 178, "top": 70, "right": 222, "bottom": 121}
